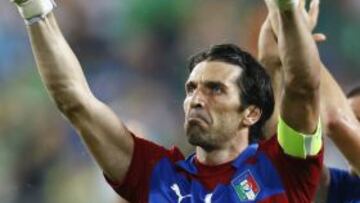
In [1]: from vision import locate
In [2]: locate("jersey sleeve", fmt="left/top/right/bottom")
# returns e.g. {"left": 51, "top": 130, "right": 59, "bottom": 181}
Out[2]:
{"left": 104, "top": 134, "right": 184, "bottom": 202}
{"left": 326, "top": 168, "right": 360, "bottom": 203}
{"left": 259, "top": 131, "right": 324, "bottom": 202}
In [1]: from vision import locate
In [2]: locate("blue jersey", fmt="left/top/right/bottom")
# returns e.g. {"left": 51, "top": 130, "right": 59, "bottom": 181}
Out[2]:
{"left": 105, "top": 135, "right": 323, "bottom": 203}
{"left": 326, "top": 168, "right": 360, "bottom": 203}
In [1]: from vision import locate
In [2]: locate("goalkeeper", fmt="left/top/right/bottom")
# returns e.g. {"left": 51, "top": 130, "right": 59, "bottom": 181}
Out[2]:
{"left": 10, "top": 0, "right": 323, "bottom": 202}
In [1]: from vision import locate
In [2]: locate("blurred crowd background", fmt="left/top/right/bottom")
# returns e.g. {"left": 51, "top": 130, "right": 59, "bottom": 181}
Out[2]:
{"left": 0, "top": 0, "right": 359, "bottom": 202}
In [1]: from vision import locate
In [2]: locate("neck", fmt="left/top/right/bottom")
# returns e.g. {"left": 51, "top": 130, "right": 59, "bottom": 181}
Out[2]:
{"left": 196, "top": 128, "right": 249, "bottom": 166}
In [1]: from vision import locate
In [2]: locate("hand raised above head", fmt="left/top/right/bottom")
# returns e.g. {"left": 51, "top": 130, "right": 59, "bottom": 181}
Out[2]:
{"left": 264, "top": 0, "right": 326, "bottom": 43}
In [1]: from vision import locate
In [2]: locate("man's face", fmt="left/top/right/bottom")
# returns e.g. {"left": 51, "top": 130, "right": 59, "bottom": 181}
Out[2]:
{"left": 349, "top": 95, "right": 360, "bottom": 122}
{"left": 183, "top": 61, "right": 245, "bottom": 150}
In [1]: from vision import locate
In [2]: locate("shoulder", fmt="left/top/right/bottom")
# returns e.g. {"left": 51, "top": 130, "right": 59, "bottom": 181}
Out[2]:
{"left": 258, "top": 136, "right": 323, "bottom": 202}
{"left": 105, "top": 135, "right": 185, "bottom": 202}
{"left": 327, "top": 167, "right": 360, "bottom": 202}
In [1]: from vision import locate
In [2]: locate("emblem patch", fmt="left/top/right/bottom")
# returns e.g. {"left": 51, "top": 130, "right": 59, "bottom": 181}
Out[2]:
{"left": 232, "top": 170, "right": 260, "bottom": 201}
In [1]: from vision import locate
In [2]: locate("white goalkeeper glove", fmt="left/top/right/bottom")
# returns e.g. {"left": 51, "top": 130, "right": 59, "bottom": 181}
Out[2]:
{"left": 11, "top": 0, "right": 56, "bottom": 25}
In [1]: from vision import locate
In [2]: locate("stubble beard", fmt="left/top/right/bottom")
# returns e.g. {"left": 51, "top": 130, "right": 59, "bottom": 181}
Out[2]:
{"left": 185, "top": 123, "right": 216, "bottom": 151}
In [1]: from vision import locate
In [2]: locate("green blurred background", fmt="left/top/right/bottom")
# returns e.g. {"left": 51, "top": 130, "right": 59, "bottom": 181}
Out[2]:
{"left": 0, "top": 0, "right": 359, "bottom": 202}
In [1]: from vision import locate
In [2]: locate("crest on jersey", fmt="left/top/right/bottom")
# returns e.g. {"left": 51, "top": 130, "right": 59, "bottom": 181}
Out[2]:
{"left": 232, "top": 170, "right": 260, "bottom": 201}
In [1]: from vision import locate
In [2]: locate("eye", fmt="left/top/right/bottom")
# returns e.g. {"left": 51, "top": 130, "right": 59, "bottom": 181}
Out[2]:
{"left": 186, "top": 82, "right": 196, "bottom": 94}
{"left": 208, "top": 83, "right": 223, "bottom": 94}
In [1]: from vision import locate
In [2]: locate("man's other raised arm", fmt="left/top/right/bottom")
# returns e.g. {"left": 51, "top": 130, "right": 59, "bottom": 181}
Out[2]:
{"left": 322, "top": 73, "right": 360, "bottom": 174}
{"left": 260, "top": 0, "right": 359, "bottom": 171}
{"left": 12, "top": 1, "right": 134, "bottom": 183}
{"left": 258, "top": 17, "right": 283, "bottom": 139}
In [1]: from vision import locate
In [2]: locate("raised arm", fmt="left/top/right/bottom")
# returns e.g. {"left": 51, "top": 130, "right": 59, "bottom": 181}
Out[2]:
{"left": 324, "top": 76, "right": 360, "bottom": 174}
{"left": 259, "top": 0, "right": 360, "bottom": 173}
{"left": 259, "top": 2, "right": 360, "bottom": 202}
{"left": 11, "top": 0, "right": 134, "bottom": 182}
{"left": 266, "top": 0, "right": 322, "bottom": 134}
{"left": 258, "top": 7, "right": 325, "bottom": 139}
{"left": 258, "top": 17, "right": 283, "bottom": 138}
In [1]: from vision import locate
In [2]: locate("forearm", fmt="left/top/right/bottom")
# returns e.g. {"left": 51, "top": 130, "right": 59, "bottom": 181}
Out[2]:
{"left": 27, "top": 13, "right": 92, "bottom": 112}
{"left": 257, "top": 17, "right": 283, "bottom": 138}
{"left": 278, "top": 9, "right": 321, "bottom": 92}
{"left": 320, "top": 64, "right": 357, "bottom": 132}
{"left": 275, "top": 7, "right": 321, "bottom": 133}
{"left": 320, "top": 64, "right": 360, "bottom": 174}
{"left": 258, "top": 48, "right": 283, "bottom": 104}
{"left": 259, "top": 61, "right": 283, "bottom": 138}
{"left": 328, "top": 118, "right": 360, "bottom": 175}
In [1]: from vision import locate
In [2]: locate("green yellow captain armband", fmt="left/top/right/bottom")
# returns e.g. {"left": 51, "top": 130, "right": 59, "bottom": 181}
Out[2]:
{"left": 277, "top": 117, "right": 322, "bottom": 159}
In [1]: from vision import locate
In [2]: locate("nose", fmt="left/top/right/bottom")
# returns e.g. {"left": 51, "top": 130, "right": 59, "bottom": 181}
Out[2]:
{"left": 190, "top": 90, "right": 206, "bottom": 109}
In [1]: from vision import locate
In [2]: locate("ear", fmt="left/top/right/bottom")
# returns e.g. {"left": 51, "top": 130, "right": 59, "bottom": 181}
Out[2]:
{"left": 241, "top": 105, "right": 262, "bottom": 127}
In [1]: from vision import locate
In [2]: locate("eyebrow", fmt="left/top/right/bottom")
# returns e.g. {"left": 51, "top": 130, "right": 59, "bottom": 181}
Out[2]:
{"left": 186, "top": 80, "right": 224, "bottom": 85}
{"left": 186, "top": 80, "right": 227, "bottom": 89}
{"left": 185, "top": 81, "right": 196, "bottom": 87}
{"left": 204, "top": 81, "right": 224, "bottom": 86}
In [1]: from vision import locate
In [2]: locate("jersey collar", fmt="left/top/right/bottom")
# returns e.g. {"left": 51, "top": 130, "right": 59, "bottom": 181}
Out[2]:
{"left": 175, "top": 144, "right": 259, "bottom": 175}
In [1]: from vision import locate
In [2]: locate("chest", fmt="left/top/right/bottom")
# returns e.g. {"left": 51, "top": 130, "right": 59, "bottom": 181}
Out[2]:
{"left": 148, "top": 154, "right": 288, "bottom": 203}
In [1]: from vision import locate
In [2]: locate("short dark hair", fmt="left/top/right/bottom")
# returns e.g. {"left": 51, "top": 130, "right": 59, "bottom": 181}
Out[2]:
{"left": 347, "top": 86, "right": 360, "bottom": 98}
{"left": 187, "top": 44, "right": 274, "bottom": 143}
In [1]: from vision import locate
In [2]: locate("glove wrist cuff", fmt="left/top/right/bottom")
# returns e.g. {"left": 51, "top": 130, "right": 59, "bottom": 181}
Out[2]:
{"left": 15, "top": 0, "right": 56, "bottom": 24}
{"left": 277, "top": 0, "right": 299, "bottom": 11}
